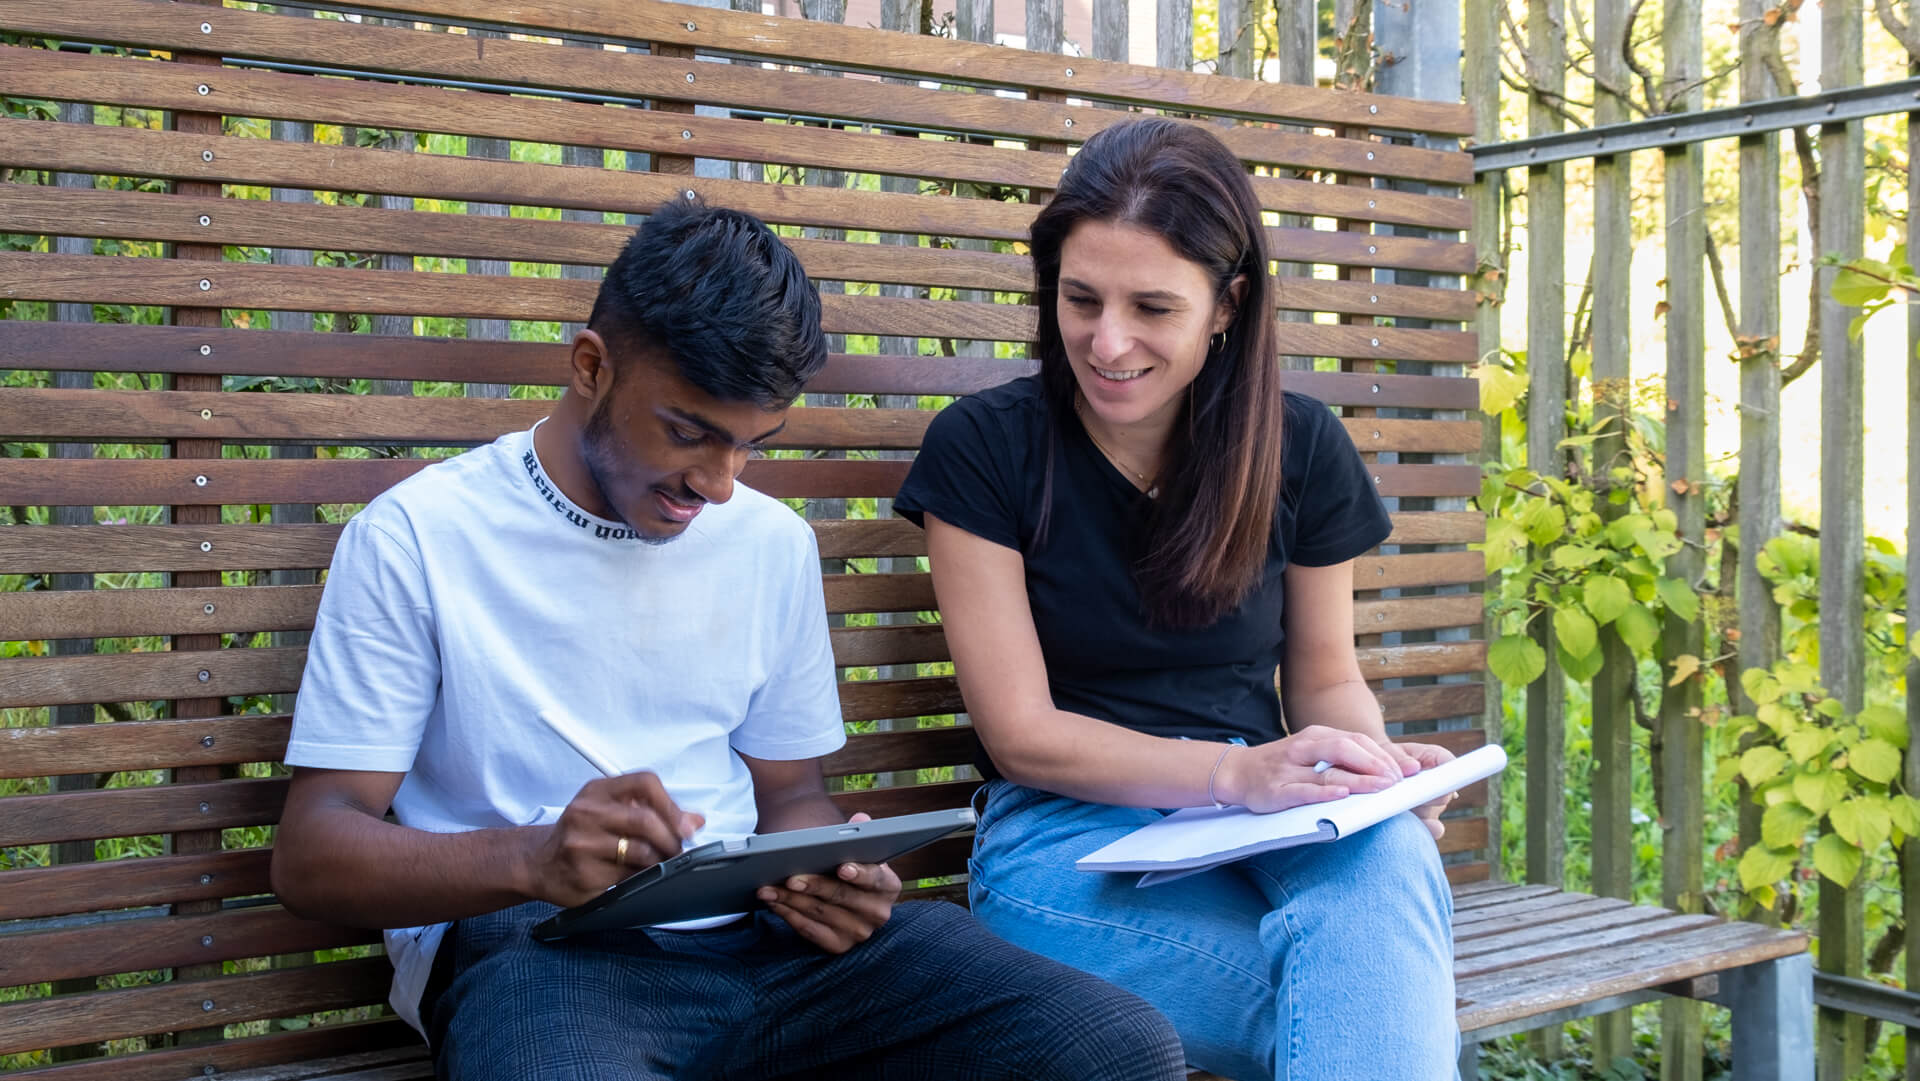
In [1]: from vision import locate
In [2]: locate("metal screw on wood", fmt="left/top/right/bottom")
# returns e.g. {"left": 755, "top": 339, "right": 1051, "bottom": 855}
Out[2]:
{"left": 201, "top": 734, "right": 215, "bottom": 746}
{"left": 1370, "top": 295, "right": 1378, "bottom": 303}
{"left": 684, "top": 190, "right": 696, "bottom": 200}
{"left": 201, "top": 936, "right": 214, "bottom": 947}
{"left": 203, "top": 603, "right": 216, "bottom": 615}
{"left": 194, "top": 474, "right": 209, "bottom": 486}
{"left": 681, "top": 130, "right": 691, "bottom": 139}
{"left": 202, "top": 1000, "right": 214, "bottom": 1012}
{"left": 1064, "top": 118, "right": 1074, "bottom": 128}
{"left": 199, "top": 344, "right": 212, "bottom": 355}
{"left": 1372, "top": 476, "right": 1382, "bottom": 485}
{"left": 1064, "top": 68, "right": 1074, "bottom": 77}
{"left": 1369, "top": 104, "right": 1378, "bottom": 115}
{"left": 202, "top": 150, "right": 214, "bottom": 162}
{"left": 1367, "top": 199, "right": 1375, "bottom": 208}
{"left": 200, "top": 409, "right": 212, "bottom": 420}
{"left": 686, "top": 73, "right": 696, "bottom": 83}
{"left": 197, "top": 672, "right": 210, "bottom": 684}
{"left": 685, "top": 20, "right": 697, "bottom": 30}
{"left": 1367, "top": 245, "right": 1376, "bottom": 254}
{"left": 198, "top": 215, "right": 211, "bottom": 226}
{"left": 1371, "top": 383, "right": 1381, "bottom": 393}
{"left": 198, "top": 800, "right": 212, "bottom": 812}
{"left": 199, "top": 541, "right": 212, "bottom": 552}
{"left": 199, "top": 279, "right": 212, "bottom": 291}
{"left": 200, "top": 22, "right": 212, "bottom": 33}
{"left": 197, "top": 84, "right": 210, "bottom": 96}
{"left": 1370, "top": 337, "right": 1379, "bottom": 347}
{"left": 199, "top": 874, "right": 213, "bottom": 885}
{"left": 1365, "top": 151, "right": 1374, "bottom": 160}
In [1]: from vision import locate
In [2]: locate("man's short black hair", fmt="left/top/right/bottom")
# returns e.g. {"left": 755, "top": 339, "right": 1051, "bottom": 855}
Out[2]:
{"left": 587, "top": 199, "right": 827, "bottom": 408}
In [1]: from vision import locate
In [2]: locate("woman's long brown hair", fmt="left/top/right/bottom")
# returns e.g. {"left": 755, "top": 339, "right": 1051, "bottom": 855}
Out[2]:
{"left": 1032, "top": 117, "right": 1284, "bottom": 629}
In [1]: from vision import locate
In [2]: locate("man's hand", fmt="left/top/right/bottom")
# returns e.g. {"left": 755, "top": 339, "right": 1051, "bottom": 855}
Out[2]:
{"left": 525, "top": 772, "right": 705, "bottom": 909}
{"left": 756, "top": 812, "right": 901, "bottom": 952}
{"left": 1392, "top": 740, "right": 1458, "bottom": 841}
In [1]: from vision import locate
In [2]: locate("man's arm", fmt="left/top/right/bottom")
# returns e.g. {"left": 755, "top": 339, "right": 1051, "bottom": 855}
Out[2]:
{"left": 740, "top": 752, "right": 900, "bottom": 952}
{"left": 271, "top": 766, "right": 702, "bottom": 928}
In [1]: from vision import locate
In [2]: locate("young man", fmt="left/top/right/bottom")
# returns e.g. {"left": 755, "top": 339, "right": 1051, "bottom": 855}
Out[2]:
{"left": 271, "top": 201, "right": 1184, "bottom": 1081}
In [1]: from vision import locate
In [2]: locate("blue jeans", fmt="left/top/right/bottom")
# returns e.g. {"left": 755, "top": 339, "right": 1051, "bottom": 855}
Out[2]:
{"left": 968, "top": 781, "right": 1460, "bottom": 1081}
{"left": 427, "top": 898, "right": 1185, "bottom": 1081}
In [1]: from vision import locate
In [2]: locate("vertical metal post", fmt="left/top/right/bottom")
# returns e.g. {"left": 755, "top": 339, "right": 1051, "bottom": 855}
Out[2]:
{"left": 1710, "top": 953, "right": 1814, "bottom": 1081}
{"left": 1814, "top": 0, "right": 1866, "bottom": 1068}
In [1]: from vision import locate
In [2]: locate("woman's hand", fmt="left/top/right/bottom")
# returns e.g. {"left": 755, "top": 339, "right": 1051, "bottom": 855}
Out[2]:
{"left": 1391, "top": 740, "right": 1458, "bottom": 840}
{"left": 1213, "top": 725, "right": 1408, "bottom": 814}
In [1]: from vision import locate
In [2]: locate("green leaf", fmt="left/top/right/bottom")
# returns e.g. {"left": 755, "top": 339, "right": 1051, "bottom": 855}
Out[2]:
{"left": 1477, "top": 363, "right": 1528, "bottom": 415}
{"left": 1489, "top": 634, "right": 1547, "bottom": 686}
{"left": 1740, "top": 745, "right": 1789, "bottom": 786}
{"left": 1830, "top": 797, "right": 1890, "bottom": 851}
{"left": 1813, "top": 833, "right": 1863, "bottom": 887}
{"left": 1632, "top": 529, "right": 1684, "bottom": 559}
{"left": 1761, "top": 801, "right": 1816, "bottom": 848}
{"left": 1891, "top": 796, "right": 1920, "bottom": 837}
{"left": 1553, "top": 606, "right": 1599, "bottom": 659}
{"left": 1793, "top": 770, "right": 1848, "bottom": 816}
{"left": 1583, "top": 576, "right": 1632, "bottom": 626}
{"left": 1655, "top": 577, "right": 1700, "bottom": 623}
{"left": 1858, "top": 704, "right": 1907, "bottom": 749}
{"left": 1614, "top": 602, "right": 1660, "bottom": 653}
{"left": 1558, "top": 642, "right": 1605, "bottom": 682}
{"left": 1831, "top": 267, "right": 1892, "bottom": 307}
{"left": 1738, "top": 844, "right": 1797, "bottom": 891}
{"left": 1550, "top": 545, "right": 1608, "bottom": 569}
{"left": 1521, "top": 500, "right": 1568, "bottom": 547}
{"left": 1849, "top": 738, "right": 1902, "bottom": 785}
{"left": 1785, "top": 727, "right": 1833, "bottom": 764}
{"left": 1606, "top": 514, "right": 1652, "bottom": 549}
{"left": 1741, "top": 667, "right": 1784, "bottom": 705}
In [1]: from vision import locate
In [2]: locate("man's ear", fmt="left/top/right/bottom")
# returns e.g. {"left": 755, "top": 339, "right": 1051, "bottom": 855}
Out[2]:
{"left": 569, "top": 329, "right": 614, "bottom": 403}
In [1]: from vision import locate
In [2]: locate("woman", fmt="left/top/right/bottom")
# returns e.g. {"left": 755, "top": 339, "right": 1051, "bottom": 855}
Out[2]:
{"left": 893, "top": 117, "right": 1460, "bottom": 1081}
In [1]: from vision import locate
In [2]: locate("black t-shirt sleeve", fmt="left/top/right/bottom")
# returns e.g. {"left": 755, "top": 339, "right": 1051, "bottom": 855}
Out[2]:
{"left": 1285, "top": 398, "right": 1395, "bottom": 566}
{"left": 893, "top": 397, "right": 1023, "bottom": 550}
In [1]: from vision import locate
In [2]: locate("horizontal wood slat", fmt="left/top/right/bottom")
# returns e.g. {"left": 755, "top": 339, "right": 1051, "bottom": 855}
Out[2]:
{"left": 0, "top": 2, "right": 1474, "bottom": 226}
{"left": 0, "top": 322, "right": 1481, "bottom": 406}
{"left": 0, "top": 457, "right": 1472, "bottom": 508}
{"left": 830, "top": 779, "right": 976, "bottom": 819}
{"left": 0, "top": 46, "right": 1464, "bottom": 195}
{"left": 839, "top": 676, "right": 963, "bottom": 724}
{"left": 1378, "top": 682, "right": 1487, "bottom": 726}
{"left": 333, "top": 0, "right": 1474, "bottom": 134}
{"left": 0, "top": 778, "right": 290, "bottom": 848}
{"left": 831, "top": 624, "right": 949, "bottom": 668}
{"left": 1354, "top": 641, "right": 1486, "bottom": 681}
{"left": 0, "top": 390, "right": 1478, "bottom": 454}
{"left": 0, "top": 906, "right": 378, "bottom": 989}
{"left": 0, "top": 253, "right": 1470, "bottom": 350}
{"left": 0, "top": 956, "right": 392, "bottom": 1057}
{"left": 0, "top": 507, "right": 1474, "bottom": 576}
{"left": 0, "top": 647, "right": 308, "bottom": 710}
{"left": 0, "top": 1020, "right": 424, "bottom": 1081}
{"left": 0, "top": 115, "right": 1036, "bottom": 242}
{"left": 821, "top": 725, "right": 977, "bottom": 777}
{"left": 0, "top": 183, "right": 1032, "bottom": 293}
{"left": 0, "top": 389, "right": 936, "bottom": 451}
{"left": 1353, "top": 550, "right": 1485, "bottom": 590}
{"left": 0, "top": 716, "right": 296, "bottom": 780}
{"left": 0, "top": 849, "right": 275, "bottom": 921}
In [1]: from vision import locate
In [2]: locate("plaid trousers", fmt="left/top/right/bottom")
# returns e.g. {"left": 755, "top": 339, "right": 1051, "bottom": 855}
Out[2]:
{"left": 426, "top": 899, "right": 1186, "bottom": 1081}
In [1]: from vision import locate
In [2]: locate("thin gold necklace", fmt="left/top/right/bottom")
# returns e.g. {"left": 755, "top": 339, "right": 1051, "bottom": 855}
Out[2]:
{"left": 1075, "top": 398, "right": 1160, "bottom": 498}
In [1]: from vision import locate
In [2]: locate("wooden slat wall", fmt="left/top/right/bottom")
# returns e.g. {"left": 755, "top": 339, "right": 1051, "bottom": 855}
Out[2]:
{"left": 0, "top": 0, "right": 1481, "bottom": 1071}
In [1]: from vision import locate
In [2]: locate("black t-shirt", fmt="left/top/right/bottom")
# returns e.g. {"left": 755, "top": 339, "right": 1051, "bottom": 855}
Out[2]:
{"left": 894, "top": 375, "right": 1393, "bottom": 747}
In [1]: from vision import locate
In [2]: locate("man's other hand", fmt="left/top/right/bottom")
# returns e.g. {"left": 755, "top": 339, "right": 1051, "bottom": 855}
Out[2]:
{"left": 527, "top": 772, "right": 704, "bottom": 908}
{"left": 756, "top": 812, "right": 901, "bottom": 952}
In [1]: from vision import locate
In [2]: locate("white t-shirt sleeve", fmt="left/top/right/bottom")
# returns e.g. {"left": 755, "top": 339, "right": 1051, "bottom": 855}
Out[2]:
{"left": 732, "top": 524, "right": 846, "bottom": 762}
{"left": 285, "top": 514, "right": 441, "bottom": 773}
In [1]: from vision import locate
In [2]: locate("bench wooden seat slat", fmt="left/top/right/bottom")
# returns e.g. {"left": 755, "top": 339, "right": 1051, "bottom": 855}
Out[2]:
{"left": 0, "top": 956, "right": 394, "bottom": 1059}
{"left": 1454, "top": 907, "right": 1688, "bottom": 971}
{"left": 0, "top": 46, "right": 1467, "bottom": 193}
{"left": 1454, "top": 918, "right": 1808, "bottom": 1033}
{"left": 1451, "top": 888, "right": 1610, "bottom": 929}
{"left": 338, "top": 0, "right": 1475, "bottom": 136}
{"left": 1453, "top": 896, "right": 1643, "bottom": 948}
{"left": 4, "top": 1025, "right": 427, "bottom": 1081}
{"left": 0, "top": 389, "right": 1482, "bottom": 454}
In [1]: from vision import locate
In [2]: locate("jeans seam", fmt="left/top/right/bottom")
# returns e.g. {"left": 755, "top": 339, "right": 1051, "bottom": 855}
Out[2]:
{"left": 969, "top": 875, "right": 1273, "bottom": 989}
{"left": 1240, "top": 863, "right": 1304, "bottom": 1080}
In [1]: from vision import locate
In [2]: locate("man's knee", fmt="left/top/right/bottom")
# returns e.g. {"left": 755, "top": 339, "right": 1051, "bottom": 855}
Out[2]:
{"left": 1024, "top": 974, "right": 1187, "bottom": 1081}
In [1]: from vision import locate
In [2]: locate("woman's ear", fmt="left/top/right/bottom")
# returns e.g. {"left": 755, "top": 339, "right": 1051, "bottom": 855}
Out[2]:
{"left": 1212, "top": 274, "right": 1248, "bottom": 335}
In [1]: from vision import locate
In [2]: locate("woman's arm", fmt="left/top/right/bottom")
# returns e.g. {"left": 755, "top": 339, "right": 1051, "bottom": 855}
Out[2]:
{"left": 927, "top": 515, "right": 1404, "bottom": 810}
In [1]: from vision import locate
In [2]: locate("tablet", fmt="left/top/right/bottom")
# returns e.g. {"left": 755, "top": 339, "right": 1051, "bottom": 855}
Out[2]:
{"left": 530, "top": 807, "right": 976, "bottom": 941}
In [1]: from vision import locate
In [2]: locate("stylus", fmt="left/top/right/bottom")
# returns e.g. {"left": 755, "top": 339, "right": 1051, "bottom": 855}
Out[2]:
{"left": 535, "top": 707, "right": 625, "bottom": 778}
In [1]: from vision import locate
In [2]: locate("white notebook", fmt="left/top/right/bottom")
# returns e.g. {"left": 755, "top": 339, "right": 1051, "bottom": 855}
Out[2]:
{"left": 1076, "top": 744, "right": 1508, "bottom": 887}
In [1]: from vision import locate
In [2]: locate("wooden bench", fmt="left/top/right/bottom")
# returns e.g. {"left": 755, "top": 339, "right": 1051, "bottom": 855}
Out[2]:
{"left": 0, "top": 1, "right": 1810, "bottom": 1078}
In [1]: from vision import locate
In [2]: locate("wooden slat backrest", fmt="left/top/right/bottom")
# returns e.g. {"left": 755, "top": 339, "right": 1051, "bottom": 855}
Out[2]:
{"left": 0, "top": 0, "right": 1482, "bottom": 1072}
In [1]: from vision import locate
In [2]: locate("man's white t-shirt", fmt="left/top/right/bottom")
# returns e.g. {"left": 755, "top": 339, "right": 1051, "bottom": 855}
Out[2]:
{"left": 285, "top": 424, "right": 846, "bottom": 1035}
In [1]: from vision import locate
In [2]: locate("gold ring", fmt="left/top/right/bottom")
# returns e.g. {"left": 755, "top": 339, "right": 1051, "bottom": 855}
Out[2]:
{"left": 615, "top": 836, "right": 629, "bottom": 865}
